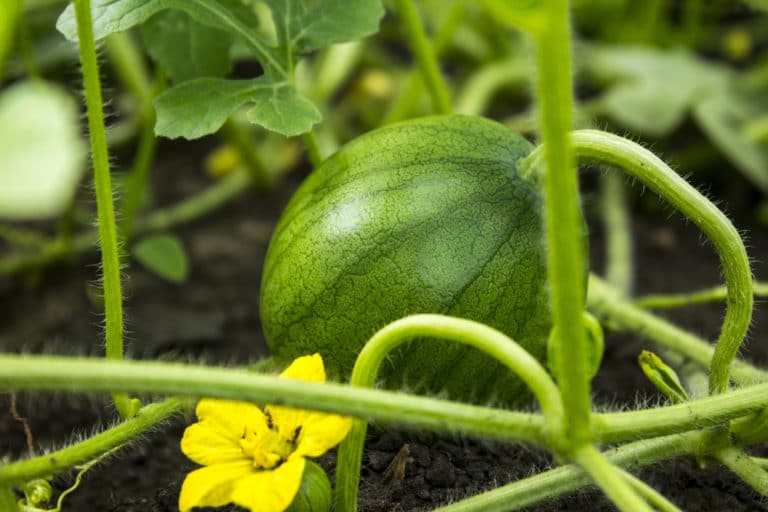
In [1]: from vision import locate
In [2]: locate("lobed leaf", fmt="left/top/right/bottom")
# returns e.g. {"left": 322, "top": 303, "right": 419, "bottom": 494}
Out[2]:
{"left": 154, "top": 77, "right": 321, "bottom": 139}
{"left": 58, "top": 0, "right": 383, "bottom": 139}
{"left": 141, "top": 10, "right": 233, "bottom": 83}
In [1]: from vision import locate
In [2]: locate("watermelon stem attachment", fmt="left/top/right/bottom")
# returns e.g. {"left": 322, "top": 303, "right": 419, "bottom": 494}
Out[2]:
{"left": 334, "top": 314, "right": 563, "bottom": 512}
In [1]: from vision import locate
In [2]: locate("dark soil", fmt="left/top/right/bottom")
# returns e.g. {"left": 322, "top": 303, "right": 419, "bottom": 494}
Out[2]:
{"left": 2, "top": 138, "right": 768, "bottom": 511}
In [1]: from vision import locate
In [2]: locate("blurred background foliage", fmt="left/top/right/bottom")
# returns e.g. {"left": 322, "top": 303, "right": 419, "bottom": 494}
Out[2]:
{"left": 0, "top": 0, "right": 767, "bottom": 281}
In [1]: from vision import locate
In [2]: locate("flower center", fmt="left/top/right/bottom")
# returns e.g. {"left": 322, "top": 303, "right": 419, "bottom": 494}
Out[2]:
{"left": 239, "top": 409, "right": 302, "bottom": 469}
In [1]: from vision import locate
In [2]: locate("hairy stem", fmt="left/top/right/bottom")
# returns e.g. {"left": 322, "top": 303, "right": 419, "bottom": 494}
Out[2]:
{"left": 634, "top": 282, "right": 768, "bottom": 309}
{"left": 600, "top": 172, "right": 634, "bottom": 296}
{"left": 715, "top": 446, "right": 768, "bottom": 496}
{"left": 569, "top": 130, "right": 752, "bottom": 394}
{"left": 393, "top": 0, "right": 452, "bottom": 115}
{"left": 620, "top": 469, "right": 682, "bottom": 512}
{"left": 435, "top": 432, "right": 693, "bottom": 511}
{"left": 571, "top": 445, "right": 654, "bottom": 512}
{"left": 334, "top": 315, "right": 562, "bottom": 512}
{"left": 534, "top": 0, "right": 591, "bottom": 444}
{"left": 0, "top": 399, "right": 185, "bottom": 486}
{"left": 587, "top": 274, "right": 767, "bottom": 385}
{"left": 73, "top": 0, "right": 133, "bottom": 418}
{"left": 0, "top": 355, "right": 545, "bottom": 446}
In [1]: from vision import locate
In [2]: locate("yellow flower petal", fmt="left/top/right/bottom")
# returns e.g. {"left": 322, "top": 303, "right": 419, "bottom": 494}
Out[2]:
{"left": 279, "top": 353, "right": 326, "bottom": 382}
{"left": 294, "top": 411, "right": 353, "bottom": 457}
{"left": 194, "top": 398, "right": 268, "bottom": 441}
{"left": 178, "top": 460, "right": 253, "bottom": 512}
{"left": 181, "top": 422, "right": 245, "bottom": 466}
{"left": 230, "top": 455, "right": 306, "bottom": 512}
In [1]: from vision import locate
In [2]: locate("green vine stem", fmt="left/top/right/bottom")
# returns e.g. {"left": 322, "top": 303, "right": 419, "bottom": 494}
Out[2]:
{"left": 634, "top": 281, "right": 768, "bottom": 309}
{"left": 587, "top": 275, "right": 767, "bottom": 385}
{"left": 533, "top": 0, "right": 592, "bottom": 445}
{"left": 3, "top": 354, "right": 768, "bottom": 463}
{"left": 0, "top": 354, "right": 546, "bottom": 445}
{"left": 385, "top": 0, "right": 462, "bottom": 123}
{"left": 334, "top": 314, "right": 563, "bottom": 512}
{"left": 715, "top": 446, "right": 768, "bottom": 495}
{"left": 560, "top": 130, "right": 752, "bottom": 395}
{"left": 593, "top": 381, "right": 768, "bottom": 442}
{"left": 600, "top": 172, "right": 634, "bottom": 296}
{"left": 434, "top": 431, "right": 690, "bottom": 511}
{"left": 570, "top": 445, "right": 653, "bottom": 512}
{"left": 73, "top": 0, "right": 134, "bottom": 418}
{"left": 0, "top": 399, "right": 185, "bottom": 487}
{"left": 2, "top": 354, "right": 768, "bottom": 509}
{"left": 437, "top": 411, "right": 768, "bottom": 512}
{"left": 392, "top": 0, "right": 452, "bottom": 115}
{"left": 619, "top": 469, "right": 682, "bottom": 512}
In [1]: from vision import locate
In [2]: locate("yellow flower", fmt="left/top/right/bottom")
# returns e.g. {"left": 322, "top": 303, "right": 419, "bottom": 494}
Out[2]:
{"left": 179, "top": 354, "right": 352, "bottom": 512}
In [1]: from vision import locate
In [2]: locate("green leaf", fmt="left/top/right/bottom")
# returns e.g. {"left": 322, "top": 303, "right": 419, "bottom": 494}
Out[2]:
{"left": 584, "top": 45, "right": 726, "bottom": 137}
{"left": 141, "top": 10, "right": 233, "bottom": 83}
{"left": 693, "top": 92, "right": 768, "bottom": 194}
{"left": 0, "top": 81, "right": 87, "bottom": 220}
{"left": 638, "top": 350, "right": 689, "bottom": 404}
{"left": 57, "top": 0, "right": 383, "bottom": 138}
{"left": 154, "top": 77, "right": 321, "bottom": 138}
{"left": 280, "top": 0, "right": 386, "bottom": 53}
{"left": 132, "top": 233, "right": 189, "bottom": 284}
{"left": 57, "top": 0, "right": 283, "bottom": 74}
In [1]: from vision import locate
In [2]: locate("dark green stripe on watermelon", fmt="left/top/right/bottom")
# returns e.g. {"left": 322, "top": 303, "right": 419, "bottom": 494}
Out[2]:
{"left": 260, "top": 115, "right": 553, "bottom": 406}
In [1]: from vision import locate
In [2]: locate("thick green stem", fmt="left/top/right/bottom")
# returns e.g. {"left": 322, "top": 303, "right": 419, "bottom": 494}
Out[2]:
{"left": 715, "top": 446, "right": 768, "bottom": 496}
{"left": 73, "top": 0, "right": 133, "bottom": 418}
{"left": 393, "top": 0, "right": 452, "bottom": 115}
{"left": 0, "top": 399, "right": 184, "bottom": 486}
{"left": 334, "top": 315, "right": 562, "bottom": 512}
{"left": 567, "top": 130, "right": 752, "bottom": 394}
{"left": 534, "top": 1, "right": 591, "bottom": 444}
{"left": 0, "top": 355, "right": 545, "bottom": 445}
{"left": 600, "top": 172, "right": 634, "bottom": 296}
{"left": 587, "top": 275, "right": 767, "bottom": 385}
{"left": 634, "top": 282, "right": 768, "bottom": 309}
{"left": 571, "top": 445, "right": 654, "bottom": 512}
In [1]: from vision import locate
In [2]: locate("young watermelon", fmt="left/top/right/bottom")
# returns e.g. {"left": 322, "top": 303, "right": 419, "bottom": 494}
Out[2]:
{"left": 261, "top": 115, "right": 552, "bottom": 405}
